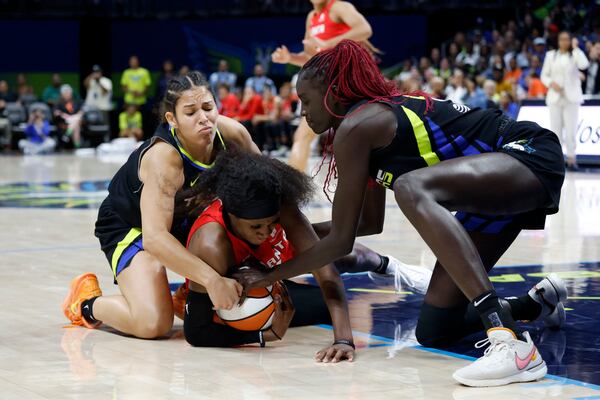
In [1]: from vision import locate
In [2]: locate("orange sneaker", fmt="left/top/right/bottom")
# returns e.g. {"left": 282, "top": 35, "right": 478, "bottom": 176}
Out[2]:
{"left": 172, "top": 283, "right": 189, "bottom": 320}
{"left": 62, "top": 273, "right": 103, "bottom": 329}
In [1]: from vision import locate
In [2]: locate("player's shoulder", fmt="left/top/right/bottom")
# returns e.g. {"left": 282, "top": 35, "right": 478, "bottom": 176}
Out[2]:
{"left": 338, "top": 102, "right": 396, "bottom": 141}
{"left": 330, "top": 0, "right": 355, "bottom": 12}
{"left": 217, "top": 115, "right": 259, "bottom": 153}
{"left": 141, "top": 139, "right": 183, "bottom": 181}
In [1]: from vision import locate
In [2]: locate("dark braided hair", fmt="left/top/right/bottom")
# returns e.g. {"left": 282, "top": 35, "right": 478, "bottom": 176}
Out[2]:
{"left": 161, "top": 70, "right": 212, "bottom": 122}
{"left": 176, "top": 146, "right": 315, "bottom": 219}
{"left": 299, "top": 39, "right": 432, "bottom": 201}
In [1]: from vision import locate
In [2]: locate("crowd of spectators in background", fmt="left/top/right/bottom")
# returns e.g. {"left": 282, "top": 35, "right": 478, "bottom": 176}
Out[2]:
{"left": 0, "top": 1, "right": 599, "bottom": 155}
{"left": 393, "top": 2, "right": 599, "bottom": 124}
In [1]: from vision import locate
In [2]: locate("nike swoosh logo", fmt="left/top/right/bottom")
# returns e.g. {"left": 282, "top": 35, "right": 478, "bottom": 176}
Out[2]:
{"left": 515, "top": 347, "right": 537, "bottom": 370}
{"left": 191, "top": 174, "right": 201, "bottom": 187}
{"left": 83, "top": 305, "right": 89, "bottom": 310}
{"left": 474, "top": 293, "right": 492, "bottom": 307}
{"left": 185, "top": 303, "right": 189, "bottom": 315}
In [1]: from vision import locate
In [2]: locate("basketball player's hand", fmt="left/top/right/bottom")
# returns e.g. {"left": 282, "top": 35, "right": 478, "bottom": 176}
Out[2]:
{"left": 315, "top": 343, "right": 355, "bottom": 363}
{"left": 264, "top": 283, "right": 295, "bottom": 341}
{"left": 232, "top": 266, "right": 273, "bottom": 304}
{"left": 302, "top": 37, "right": 327, "bottom": 52}
{"left": 206, "top": 276, "right": 242, "bottom": 310}
{"left": 271, "top": 45, "right": 291, "bottom": 64}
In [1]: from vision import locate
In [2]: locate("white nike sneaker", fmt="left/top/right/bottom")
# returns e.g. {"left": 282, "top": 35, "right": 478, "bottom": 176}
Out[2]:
{"left": 528, "top": 273, "right": 568, "bottom": 328}
{"left": 452, "top": 328, "right": 547, "bottom": 387}
{"left": 368, "top": 255, "right": 432, "bottom": 294}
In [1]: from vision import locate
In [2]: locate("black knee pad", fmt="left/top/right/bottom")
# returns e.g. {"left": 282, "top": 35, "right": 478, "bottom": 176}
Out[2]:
{"left": 332, "top": 252, "right": 358, "bottom": 274}
{"left": 416, "top": 302, "right": 469, "bottom": 348}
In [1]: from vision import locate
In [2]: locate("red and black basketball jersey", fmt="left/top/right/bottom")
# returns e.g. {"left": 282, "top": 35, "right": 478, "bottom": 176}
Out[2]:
{"left": 309, "top": 0, "right": 351, "bottom": 41}
{"left": 187, "top": 199, "right": 294, "bottom": 268}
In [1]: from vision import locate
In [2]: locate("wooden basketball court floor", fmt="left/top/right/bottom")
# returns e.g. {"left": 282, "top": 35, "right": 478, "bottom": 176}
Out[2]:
{"left": 0, "top": 153, "right": 599, "bottom": 399}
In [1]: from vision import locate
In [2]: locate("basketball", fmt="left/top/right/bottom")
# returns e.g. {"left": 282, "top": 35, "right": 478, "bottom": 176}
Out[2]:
{"left": 215, "top": 265, "right": 284, "bottom": 331}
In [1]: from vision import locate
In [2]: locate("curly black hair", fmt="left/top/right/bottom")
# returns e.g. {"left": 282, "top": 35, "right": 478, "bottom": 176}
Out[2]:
{"left": 176, "top": 147, "right": 315, "bottom": 219}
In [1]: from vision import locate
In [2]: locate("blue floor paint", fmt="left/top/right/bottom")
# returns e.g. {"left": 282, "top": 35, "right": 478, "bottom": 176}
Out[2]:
{"left": 12, "top": 180, "right": 597, "bottom": 388}
{"left": 179, "top": 261, "right": 597, "bottom": 389}
{"left": 169, "top": 261, "right": 600, "bottom": 387}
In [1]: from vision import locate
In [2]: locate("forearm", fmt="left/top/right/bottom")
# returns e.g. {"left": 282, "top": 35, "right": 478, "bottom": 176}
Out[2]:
{"left": 312, "top": 218, "right": 380, "bottom": 238}
{"left": 289, "top": 52, "right": 312, "bottom": 67}
{"left": 312, "top": 185, "right": 384, "bottom": 238}
{"left": 269, "top": 235, "right": 352, "bottom": 282}
{"left": 144, "top": 231, "right": 220, "bottom": 286}
{"left": 313, "top": 266, "right": 353, "bottom": 341}
{"left": 540, "top": 65, "right": 552, "bottom": 87}
{"left": 311, "top": 221, "right": 331, "bottom": 238}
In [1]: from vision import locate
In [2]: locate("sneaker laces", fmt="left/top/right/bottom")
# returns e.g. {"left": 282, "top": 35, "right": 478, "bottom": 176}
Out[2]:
{"left": 474, "top": 337, "right": 511, "bottom": 358}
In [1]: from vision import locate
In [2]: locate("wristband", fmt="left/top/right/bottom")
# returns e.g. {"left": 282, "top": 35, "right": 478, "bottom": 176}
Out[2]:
{"left": 333, "top": 339, "right": 355, "bottom": 349}
{"left": 258, "top": 330, "right": 265, "bottom": 347}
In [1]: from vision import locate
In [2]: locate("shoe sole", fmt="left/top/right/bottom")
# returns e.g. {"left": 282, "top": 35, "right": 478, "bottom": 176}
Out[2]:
{"left": 544, "top": 273, "right": 568, "bottom": 303}
{"left": 61, "top": 273, "right": 99, "bottom": 324}
{"left": 544, "top": 302, "right": 565, "bottom": 329}
{"left": 453, "top": 361, "right": 547, "bottom": 387}
{"left": 542, "top": 274, "right": 568, "bottom": 328}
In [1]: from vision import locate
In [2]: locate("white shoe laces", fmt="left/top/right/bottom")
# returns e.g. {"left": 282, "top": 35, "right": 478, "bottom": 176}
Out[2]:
{"left": 475, "top": 337, "right": 512, "bottom": 358}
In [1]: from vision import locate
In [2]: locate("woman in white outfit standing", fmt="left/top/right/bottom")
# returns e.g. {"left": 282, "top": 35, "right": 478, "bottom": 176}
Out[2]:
{"left": 541, "top": 31, "right": 589, "bottom": 170}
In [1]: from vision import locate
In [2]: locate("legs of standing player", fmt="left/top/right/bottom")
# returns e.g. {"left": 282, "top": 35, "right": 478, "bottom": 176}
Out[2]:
{"left": 288, "top": 117, "right": 318, "bottom": 172}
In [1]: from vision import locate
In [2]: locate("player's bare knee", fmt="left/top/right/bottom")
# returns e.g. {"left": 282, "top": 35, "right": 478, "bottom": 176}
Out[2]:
{"left": 393, "top": 174, "right": 429, "bottom": 213}
{"left": 132, "top": 313, "right": 173, "bottom": 339}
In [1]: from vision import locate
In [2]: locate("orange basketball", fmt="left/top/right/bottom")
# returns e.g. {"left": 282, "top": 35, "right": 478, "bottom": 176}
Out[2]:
{"left": 216, "top": 282, "right": 284, "bottom": 331}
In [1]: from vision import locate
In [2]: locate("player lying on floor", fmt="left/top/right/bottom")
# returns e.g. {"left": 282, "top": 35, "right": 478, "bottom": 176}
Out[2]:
{"left": 179, "top": 148, "right": 355, "bottom": 362}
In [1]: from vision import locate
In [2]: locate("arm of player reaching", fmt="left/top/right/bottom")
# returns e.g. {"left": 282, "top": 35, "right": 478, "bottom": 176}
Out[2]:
{"left": 310, "top": 263, "right": 355, "bottom": 362}
{"left": 271, "top": 12, "right": 316, "bottom": 67}
{"left": 264, "top": 125, "right": 369, "bottom": 283}
{"left": 312, "top": 182, "right": 386, "bottom": 238}
{"left": 277, "top": 203, "right": 355, "bottom": 362}
{"left": 139, "top": 142, "right": 242, "bottom": 310}
{"left": 237, "top": 106, "right": 393, "bottom": 286}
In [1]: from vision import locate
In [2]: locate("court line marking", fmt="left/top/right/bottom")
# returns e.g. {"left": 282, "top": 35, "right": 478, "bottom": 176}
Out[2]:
{"left": 315, "top": 324, "right": 600, "bottom": 392}
{"left": 348, "top": 288, "right": 413, "bottom": 295}
{"left": 494, "top": 260, "right": 600, "bottom": 269}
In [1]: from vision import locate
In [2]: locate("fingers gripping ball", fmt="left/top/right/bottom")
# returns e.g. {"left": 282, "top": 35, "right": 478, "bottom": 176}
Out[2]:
{"left": 216, "top": 263, "right": 285, "bottom": 331}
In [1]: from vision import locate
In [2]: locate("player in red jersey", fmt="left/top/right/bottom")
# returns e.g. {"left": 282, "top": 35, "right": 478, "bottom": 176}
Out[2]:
{"left": 180, "top": 149, "right": 355, "bottom": 362}
{"left": 272, "top": 0, "right": 377, "bottom": 172}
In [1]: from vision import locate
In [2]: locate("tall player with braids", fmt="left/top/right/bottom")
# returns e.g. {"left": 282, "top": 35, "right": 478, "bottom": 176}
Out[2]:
{"left": 237, "top": 41, "right": 568, "bottom": 387}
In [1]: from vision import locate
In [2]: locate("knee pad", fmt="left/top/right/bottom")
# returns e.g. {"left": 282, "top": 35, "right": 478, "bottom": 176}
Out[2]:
{"left": 416, "top": 302, "right": 469, "bottom": 348}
